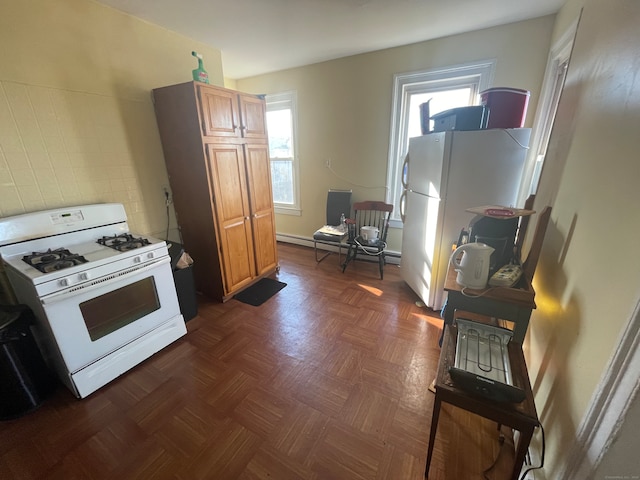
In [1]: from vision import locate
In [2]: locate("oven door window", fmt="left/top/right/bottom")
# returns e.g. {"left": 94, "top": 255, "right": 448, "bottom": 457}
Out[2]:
{"left": 80, "top": 277, "right": 160, "bottom": 341}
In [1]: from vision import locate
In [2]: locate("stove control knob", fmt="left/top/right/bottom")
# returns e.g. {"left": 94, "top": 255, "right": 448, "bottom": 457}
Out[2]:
{"left": 134, "top": 256, "right": 142, "bottom": 263}
{"left": 79, "top": 272, "right": 90, "bottom": 281}
{"left": 146, "top": 252, "right": 155, "bottom": 259}
{"left": 59, "top": 278, "right": 70, "bottom": 287}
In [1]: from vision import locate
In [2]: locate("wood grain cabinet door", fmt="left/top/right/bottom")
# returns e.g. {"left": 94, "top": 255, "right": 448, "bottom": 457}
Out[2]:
{"left": 238, "top": 94, "right": 268, "bottom": 139}
{"left": 244, "top": 144, "right": 278, "bottom": 275}
{"left": 198, "top": 85, "right": 241, "bottom": 138}
{"left": 205, "top": 144, "right": 257, "bottom": 294}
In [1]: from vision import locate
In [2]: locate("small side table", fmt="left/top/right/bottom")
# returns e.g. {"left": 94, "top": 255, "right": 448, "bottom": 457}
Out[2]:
{"left": 442, "top": 265, "right": 536, "bottom": 343}
{"left": 425, "top": 323, "right": 539, "bottom": 480}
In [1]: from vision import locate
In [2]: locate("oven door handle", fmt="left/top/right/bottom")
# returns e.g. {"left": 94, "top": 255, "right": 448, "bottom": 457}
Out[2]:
{"left": 41, "top": 257, "right": 171, "bottom": 305}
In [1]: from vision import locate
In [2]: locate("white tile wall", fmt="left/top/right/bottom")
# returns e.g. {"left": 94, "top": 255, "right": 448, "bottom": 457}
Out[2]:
{"left": 0, "top": 80, "right": 174, "bottom": 239}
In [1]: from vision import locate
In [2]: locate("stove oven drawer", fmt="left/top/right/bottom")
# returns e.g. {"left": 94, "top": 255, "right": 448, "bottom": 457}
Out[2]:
{"left": 71, "top": 316, "right": 186, "bottom": 398}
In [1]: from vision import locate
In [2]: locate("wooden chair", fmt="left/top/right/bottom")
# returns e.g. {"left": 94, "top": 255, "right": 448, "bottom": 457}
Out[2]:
{"left": 514, "top": 194, "right": 536, "bottom": 262}
{"left": 522, "top": 205, "right": 552, "bottom": 284}
{"left": 341, "top": 201, "right": 393, "bottom": 279}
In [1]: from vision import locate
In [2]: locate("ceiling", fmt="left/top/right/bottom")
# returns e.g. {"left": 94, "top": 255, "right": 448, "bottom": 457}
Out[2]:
{"left": 96, "top": 0, "right": 565, "bottom": 79}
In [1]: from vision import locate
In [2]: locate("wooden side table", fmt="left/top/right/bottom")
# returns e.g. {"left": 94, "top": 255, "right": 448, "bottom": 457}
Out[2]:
{"left": 442, "top": 265, "right": 536, "bottom": 343}
{"left": 425, "top": 323, "right": 539, "bottom": 480}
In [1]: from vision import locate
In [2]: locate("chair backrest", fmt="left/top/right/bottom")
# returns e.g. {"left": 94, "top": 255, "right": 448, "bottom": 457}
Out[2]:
{"left": 522, "top": 205, "right": 552, "bottom": 283}
{"left": 515, "top": 194, "right": 536, "bottom": 260}
{"left": 326, "top": 189, "right": 352, "bottom": 226}
{"left": 350, "top": 201, "right": 393, "bottom": 242}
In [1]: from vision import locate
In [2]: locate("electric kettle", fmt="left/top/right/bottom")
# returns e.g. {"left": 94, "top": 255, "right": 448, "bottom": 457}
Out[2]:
{"left": 449, "top": 243, "right": 495, "bottom": 289}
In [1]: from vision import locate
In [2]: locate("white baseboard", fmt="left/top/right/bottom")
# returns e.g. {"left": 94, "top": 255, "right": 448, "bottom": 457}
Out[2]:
{"left": 276, "top": 233, "right": 401, "bottom": 265}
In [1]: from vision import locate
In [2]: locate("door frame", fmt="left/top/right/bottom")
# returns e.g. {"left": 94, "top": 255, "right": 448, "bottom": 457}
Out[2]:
{"left": 559, "top": 294, "right": 640, "bottom": 478}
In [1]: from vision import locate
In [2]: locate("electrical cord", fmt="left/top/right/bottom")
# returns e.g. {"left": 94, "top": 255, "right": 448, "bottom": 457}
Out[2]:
{"left": 519, "top": 423, "right": 545, "bottom": 480}
{"left": 165, "top": 203, "right": 170, "bottom": 241}
{"left": 461, "top": 286, "right": 497, "bottom": 298}
{"left": 503, "top": 128, "right": 531, "bottom": 149}
{"left": 483, "top": 432, "right": 507, "bottom": 480}
{"left": 482, "top": 422, "right": 545, "bottom": 480}
{"left": 353, "top": 237, "right": 387, "bottom": 255}
{"left": 164, "top": 190, "right": 171, "bottom": 241}
{"left": 326, "top": 163, "right": 388, "bottom": 192}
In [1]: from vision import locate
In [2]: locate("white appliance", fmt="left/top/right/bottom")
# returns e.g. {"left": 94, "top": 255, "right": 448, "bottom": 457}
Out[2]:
{"left": 0, "top": 204, "right": 187, "bottom": 398}
{"left": 400, "top": 128, "right": 530, "bottom": 310}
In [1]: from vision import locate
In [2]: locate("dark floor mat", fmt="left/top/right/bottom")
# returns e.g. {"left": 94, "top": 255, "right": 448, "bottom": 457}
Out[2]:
{"left": 233, "top": 278, "right": 287, "bottom": 306}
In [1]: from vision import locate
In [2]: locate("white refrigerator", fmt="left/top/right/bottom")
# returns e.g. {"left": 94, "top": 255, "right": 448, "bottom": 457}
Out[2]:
{"left": 400, "top": 128, "right": 531, "bottom": 311}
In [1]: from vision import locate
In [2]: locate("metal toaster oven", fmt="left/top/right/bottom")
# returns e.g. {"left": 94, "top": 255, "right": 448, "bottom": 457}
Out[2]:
{"left": 449, "top": 318, "right": 526, "bottom": 403}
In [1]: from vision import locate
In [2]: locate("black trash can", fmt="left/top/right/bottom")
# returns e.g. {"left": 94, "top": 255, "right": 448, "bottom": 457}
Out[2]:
{"left": 0, "top": 305, "right": 56, "bottom": 420}
{"left": 168, "top": 243, "right": 198, "bottom": 322}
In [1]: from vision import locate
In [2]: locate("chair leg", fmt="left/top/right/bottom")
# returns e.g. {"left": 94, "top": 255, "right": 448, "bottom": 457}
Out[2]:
{"left": 342, "top": 245, "right": 353, "bottom": 273}
{"left": 315, "top": 241, "right": 331, "bottom": 263}
{"left": 379, "top": 252, "right": 384, "bottom": 279}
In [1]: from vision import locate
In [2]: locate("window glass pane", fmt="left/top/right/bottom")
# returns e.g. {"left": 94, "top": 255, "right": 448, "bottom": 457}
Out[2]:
{"left": 386, "top": 62, "right": 494, "bottom": 224}
{"left": 407, "top": 88, "right": 472, "bottom": 139}
{"left": 266, "top": 91, "right": 300, "bottom": 213}
{"left": 266, "top": 109, "right": 293, "bottom": 158}
{"left": 270, "top": 159, "right": 294, "bottom": 205}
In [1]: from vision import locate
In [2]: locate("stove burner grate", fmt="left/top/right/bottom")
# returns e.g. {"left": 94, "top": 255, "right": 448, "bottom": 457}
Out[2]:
{"left": 97, "top": 233, "right": 151, "bottom": 252}
{"left": 23, "top": 248, "right": 88, "bottom": 273}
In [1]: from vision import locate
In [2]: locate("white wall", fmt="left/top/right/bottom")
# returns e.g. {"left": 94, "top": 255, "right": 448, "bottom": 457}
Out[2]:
{"left": 0, "top": 0, "right": 223, "bottom": 239}
{"left": 526, "top": 0, "right": 640, "bottom": 475}
{"left": 237, "top": 16, "right": 556, "bottom": 252}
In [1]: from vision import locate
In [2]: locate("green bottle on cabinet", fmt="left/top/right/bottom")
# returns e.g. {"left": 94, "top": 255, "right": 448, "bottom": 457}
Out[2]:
{"left": 191, "top": 51, "right": 209, "bottom": 84}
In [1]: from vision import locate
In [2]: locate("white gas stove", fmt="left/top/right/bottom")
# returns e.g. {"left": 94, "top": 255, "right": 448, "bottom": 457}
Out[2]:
{"left": 0, "top": 204, "right": 187, "bottom": 398}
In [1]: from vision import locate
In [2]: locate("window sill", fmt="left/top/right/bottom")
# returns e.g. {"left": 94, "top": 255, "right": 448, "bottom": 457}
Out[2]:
{"left": 389, "top": 218, "right": 403, "bottom": 230}
{"left": 275, "top": 206, "right": 301, "bottom": 216}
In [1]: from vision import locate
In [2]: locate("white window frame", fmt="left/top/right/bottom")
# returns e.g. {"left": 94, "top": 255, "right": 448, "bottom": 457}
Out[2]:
{"left": 516, "top": 20, "right": 578, "bottom": 207}
{"left": 266, "top": 91, "right": 301, "bottom": 216}
{"left": 386, "top": 61, "right": 496, "bottom": 227}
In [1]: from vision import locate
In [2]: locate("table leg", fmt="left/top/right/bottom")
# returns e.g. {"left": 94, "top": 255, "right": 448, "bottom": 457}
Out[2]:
{"left": 511, "top": 310, "right": 532, "bottom": 344}
{"left": 437, "top": 301, "right": 454, "bottom": 347}
{"left": 511, "top": 426, "right": 534, "bottom": 480}
{"left": 425, "top": 394, "right": 442, "bottom": 478}
{"left": 442, "top": 301, "right": 455, "bottom": 326}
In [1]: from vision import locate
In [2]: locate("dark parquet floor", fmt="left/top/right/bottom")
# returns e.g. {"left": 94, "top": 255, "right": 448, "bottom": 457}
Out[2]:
{"left": 0, "top": 242, "right": 517, "bottom": 479}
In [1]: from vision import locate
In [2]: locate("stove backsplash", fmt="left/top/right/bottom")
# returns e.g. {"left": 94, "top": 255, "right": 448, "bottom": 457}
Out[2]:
{"left": 0, "top": 80, "right": 178, "bottom": 243}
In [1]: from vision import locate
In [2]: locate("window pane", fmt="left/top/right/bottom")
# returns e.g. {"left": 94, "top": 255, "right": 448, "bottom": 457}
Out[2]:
{"left": 386, "top": 62, "right": 494, "bottom": 224}
{"left": 407, "top": 88, "right": 472, "bottom": 139}
{"left": 266, "top": 109, "right": 293, "bottom": 158}
{"left": 270, "top": 159, "right": 294, "bottom": 205}
{"left": 266, "top": 91, "right": 300, "bottom": 213}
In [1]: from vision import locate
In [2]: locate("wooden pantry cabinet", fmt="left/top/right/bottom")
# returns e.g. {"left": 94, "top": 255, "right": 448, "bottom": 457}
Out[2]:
{"left": 152, "top": 81, "right": 278, "bottom": 302}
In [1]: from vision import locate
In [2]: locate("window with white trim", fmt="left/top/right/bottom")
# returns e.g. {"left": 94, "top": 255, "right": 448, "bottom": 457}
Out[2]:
{"left": 386, "top": 61, "right": 495, "bottom": 227}
{"left": 266, "top": 91, "right": 300, "bottom": 215}
{"left": 517, "top": 21, "right": 576, "bottom": 206}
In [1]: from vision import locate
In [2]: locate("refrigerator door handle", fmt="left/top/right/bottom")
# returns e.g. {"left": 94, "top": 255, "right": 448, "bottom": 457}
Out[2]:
{"left": 401, "top": 153, "right": 409, "bottom": 189}
{"left": 399, "top": 190, "right": 407, "bottom": 223}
